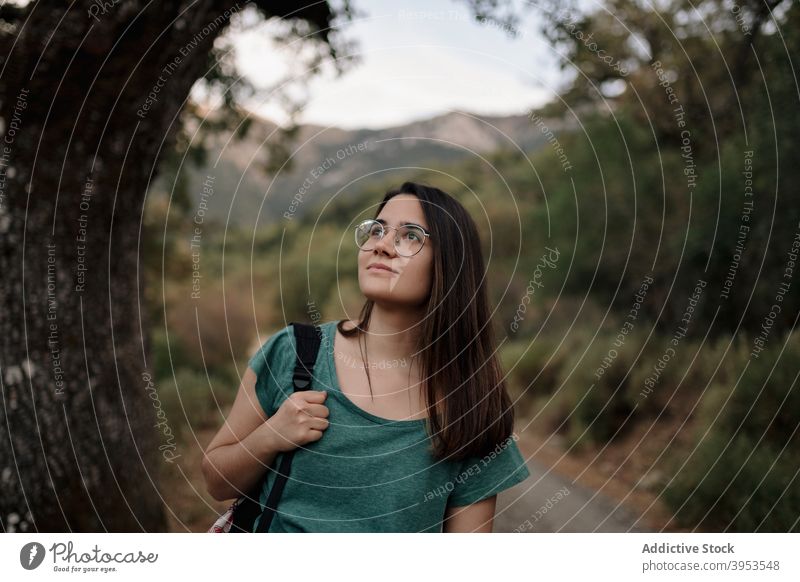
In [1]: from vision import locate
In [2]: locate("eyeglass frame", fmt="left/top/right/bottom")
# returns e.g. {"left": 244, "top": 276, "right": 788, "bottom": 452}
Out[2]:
{"left": 354, "top": 218, "right": 431, "bottom": 257}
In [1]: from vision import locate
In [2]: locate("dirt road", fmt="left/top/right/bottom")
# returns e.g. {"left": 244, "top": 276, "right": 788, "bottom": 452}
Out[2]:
{"left": 494, "top": 455, "right": 652, "bottom": 532}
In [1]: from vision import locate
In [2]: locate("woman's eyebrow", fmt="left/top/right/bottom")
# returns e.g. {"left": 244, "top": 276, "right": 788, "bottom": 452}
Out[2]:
{"left": 375, "top": 218, "right": 427, "bottom": 229}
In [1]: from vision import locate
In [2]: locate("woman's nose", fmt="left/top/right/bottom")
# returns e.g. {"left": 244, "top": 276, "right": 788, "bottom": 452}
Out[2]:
{"left": 374, "top": 230, "right": 397, "bottom": 255}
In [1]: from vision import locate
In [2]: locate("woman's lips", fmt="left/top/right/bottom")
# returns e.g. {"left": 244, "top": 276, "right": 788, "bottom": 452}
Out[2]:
{"left": 368, "top": 264, "right": 397, "bottom": 274}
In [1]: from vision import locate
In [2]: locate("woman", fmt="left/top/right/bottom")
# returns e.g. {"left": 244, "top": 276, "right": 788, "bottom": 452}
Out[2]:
{"left": 202, "top": 181, "right": 530, "bottom": 532}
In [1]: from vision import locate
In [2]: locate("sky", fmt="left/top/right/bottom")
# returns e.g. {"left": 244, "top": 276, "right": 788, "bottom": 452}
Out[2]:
{"left": 226, "top": 0, "right": 569, "bottom": 130}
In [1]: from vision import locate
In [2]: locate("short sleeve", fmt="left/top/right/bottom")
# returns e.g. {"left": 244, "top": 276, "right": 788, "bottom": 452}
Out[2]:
{"left": 247, "top": 324, "right": 295, "bottom": 418}
{"left": 447, "top": 435, "right": 531, "bottom": 507}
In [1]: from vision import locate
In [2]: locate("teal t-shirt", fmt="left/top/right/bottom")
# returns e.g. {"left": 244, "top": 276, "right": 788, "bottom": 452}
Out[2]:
{"left": 247, "top": 320, "right": 531, "bottom": 532}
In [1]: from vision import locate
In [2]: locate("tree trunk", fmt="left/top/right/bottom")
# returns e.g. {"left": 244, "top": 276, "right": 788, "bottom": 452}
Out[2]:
{"left": 0, "top": 0, "right": 241, "bottom": 532}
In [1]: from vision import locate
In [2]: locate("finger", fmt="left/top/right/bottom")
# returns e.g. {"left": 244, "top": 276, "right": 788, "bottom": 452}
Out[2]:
{"left": 306, "top": 428, "right": 325, "bottom": 441}
{"left": 307, "top": 416, "right": 330, "bottom": 431}
{"left": 298, "top": 390, "right": 328, "bottom": 403}
{"left": 305, "top": 403, "right": 330, "bottom": 418}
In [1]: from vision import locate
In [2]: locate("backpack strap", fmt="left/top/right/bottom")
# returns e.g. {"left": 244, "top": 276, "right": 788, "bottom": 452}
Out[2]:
{"left": 253, "top": 322, "right": 322, "bottom": 532}
{"left": 230, "top": 322, "right": 323, "bottom": 533}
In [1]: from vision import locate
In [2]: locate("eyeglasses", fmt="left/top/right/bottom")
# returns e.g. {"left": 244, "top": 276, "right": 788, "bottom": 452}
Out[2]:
{"left": 354, "top": 219, "right": 431, "bottom": 257}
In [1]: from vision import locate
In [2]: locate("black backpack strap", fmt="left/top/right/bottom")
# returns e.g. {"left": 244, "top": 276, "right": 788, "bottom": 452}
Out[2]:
{"left": 230, "top": 322, "right": 322, "bottom": 533}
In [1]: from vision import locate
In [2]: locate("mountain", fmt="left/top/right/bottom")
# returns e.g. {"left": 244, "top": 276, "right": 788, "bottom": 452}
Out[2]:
{"left": 153, "top": 108, "right": 577, "bottom": 229}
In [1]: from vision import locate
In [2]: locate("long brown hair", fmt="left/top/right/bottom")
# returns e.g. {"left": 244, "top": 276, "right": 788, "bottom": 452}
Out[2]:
{"left": 337, "top": 181, "right": 515, "bottom": 462}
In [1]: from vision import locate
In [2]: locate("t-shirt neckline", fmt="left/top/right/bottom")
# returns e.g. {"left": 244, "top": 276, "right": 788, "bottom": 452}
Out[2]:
{"left": 323, "top": 320, "right": 428, "bottom": 428}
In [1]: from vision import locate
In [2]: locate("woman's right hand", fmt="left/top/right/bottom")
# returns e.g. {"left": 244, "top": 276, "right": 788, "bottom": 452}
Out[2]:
{"left": 261, "top": 390, "right": 330, "bottom": 453}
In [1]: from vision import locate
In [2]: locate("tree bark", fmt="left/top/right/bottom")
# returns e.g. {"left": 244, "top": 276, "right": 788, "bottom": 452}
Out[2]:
{"left": 0, "top": 0, "right": 281, "bottom": 532}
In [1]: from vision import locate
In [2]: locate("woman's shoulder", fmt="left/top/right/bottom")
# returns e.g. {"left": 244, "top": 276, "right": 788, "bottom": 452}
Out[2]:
{"left": 326, "top": 318, "right": 358, "bottom": 333}
{"left": 249, "top": 319, "right": 351, "bottom": 365}
{"left": 248, "top": 324, "right": 296, "bottom": 373}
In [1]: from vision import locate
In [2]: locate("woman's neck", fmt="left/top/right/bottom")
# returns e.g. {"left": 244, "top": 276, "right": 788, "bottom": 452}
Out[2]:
{"left": 360, "top": 304, "right": 424, "bottom": 361}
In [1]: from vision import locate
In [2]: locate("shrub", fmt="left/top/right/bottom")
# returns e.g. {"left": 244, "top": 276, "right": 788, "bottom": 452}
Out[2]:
{"left": 158, "top": 368, "right": 231, "bottom": 436}
{"left": 662, "top": 330, "right": 800, "bottom": 531}
{"left": 662, "top": 430, "right": 799, "bottom": 532}
{"left": 541, "top": 327, "right": 652, "bottom": 448}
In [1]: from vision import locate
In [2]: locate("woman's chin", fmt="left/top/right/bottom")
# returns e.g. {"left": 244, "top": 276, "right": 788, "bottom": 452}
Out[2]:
{"left": 361, "top": 286, "right": 406, "bottom": 303}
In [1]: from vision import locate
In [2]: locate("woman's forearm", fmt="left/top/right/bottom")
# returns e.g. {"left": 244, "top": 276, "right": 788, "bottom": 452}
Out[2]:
{"left": 202, "top": 423, "right": 283, "bottom": 501}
